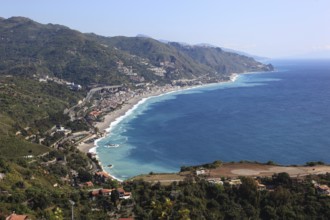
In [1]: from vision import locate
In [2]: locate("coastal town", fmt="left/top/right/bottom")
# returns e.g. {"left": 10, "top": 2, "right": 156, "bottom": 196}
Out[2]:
{"left": 33, "top": 67, "right": 232, "bottom": 156}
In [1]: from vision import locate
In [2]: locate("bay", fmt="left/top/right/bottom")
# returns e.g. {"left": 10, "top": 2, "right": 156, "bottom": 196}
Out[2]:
{"left": 97, "top": 59, "right": 330, "bottom": 180}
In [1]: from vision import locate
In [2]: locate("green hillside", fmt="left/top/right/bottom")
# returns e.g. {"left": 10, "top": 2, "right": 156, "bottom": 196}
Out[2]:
{"left": 169, "top": 42, "right": 273, "bottom": 74}
{"left": 0, "top": 16, "right": 272, "bottom": 86}
{"left": 0, "top": 17, "right": 130, "bottom": 86}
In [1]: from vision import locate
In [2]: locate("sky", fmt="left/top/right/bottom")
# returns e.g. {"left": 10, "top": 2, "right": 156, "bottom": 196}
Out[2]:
{"left": 1, "top": 0, "right": 330, "bottom": 58}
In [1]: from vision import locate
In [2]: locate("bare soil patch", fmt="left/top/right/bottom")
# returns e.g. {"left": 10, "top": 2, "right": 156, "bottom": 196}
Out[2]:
{"left": 209, "top": 163, "right": 330, "bottom": 178}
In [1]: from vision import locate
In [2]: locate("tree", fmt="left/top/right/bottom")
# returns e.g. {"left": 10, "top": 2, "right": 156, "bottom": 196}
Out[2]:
{"left": 238, "top": 177, "right": 259, "bottom": 206}
{"left": 111, "top": 189, "right": 120, "bottom": 205}
{"left": 273, "top": 172, "right": 292, "bottom": 186}
{"left": 260, "top": 205, "right": 277, "bottom": 219}
{"left": 78, "top": 169, "right": 92, "bottom": 182}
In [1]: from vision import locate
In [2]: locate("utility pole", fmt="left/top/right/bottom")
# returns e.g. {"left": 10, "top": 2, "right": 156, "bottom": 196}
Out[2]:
{"left": 69, "top": 200, "right": 75, "bottom": 220}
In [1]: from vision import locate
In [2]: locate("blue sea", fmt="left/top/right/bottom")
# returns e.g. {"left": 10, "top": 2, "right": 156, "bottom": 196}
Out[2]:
{"left": 96, "top": 60, "right": 330, "bottom": 180}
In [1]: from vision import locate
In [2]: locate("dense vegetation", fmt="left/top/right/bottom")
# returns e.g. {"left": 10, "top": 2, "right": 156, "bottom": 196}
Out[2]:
{"left": 130, "top": 174, "right": 330, "bottom": 219}
{"left": 0, "top": 76, "right": 84, "bottom": 132}
{"left": 0, "top": 146, "right": 128, "bottom": 219}
{"left": 2, "top": 151, "right": 330, "bottom": 220}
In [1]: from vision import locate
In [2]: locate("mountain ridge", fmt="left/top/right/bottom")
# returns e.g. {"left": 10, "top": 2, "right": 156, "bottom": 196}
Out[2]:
{"left": 0, "top": 16, "right": 273, "bottom": 87}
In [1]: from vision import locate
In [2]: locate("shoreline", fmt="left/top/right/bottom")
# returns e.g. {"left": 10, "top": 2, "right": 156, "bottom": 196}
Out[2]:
{"left": 77, "top": 79, "right": 233, "bottom": 153}
{"left": 97, "top": 73, "right": 240, "bottom": 135}
{"left": 76, "top": 72, "right": 251, "bottom": 180}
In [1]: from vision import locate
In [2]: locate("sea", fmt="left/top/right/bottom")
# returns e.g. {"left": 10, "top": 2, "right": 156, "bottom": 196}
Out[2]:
{"left": 95, "top": 59, "right": 330, "bottom": 180}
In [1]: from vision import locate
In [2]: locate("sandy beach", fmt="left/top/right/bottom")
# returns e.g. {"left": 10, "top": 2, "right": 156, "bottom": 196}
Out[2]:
{"left": 77, "top": 142, "right": 95, "bottom": 153}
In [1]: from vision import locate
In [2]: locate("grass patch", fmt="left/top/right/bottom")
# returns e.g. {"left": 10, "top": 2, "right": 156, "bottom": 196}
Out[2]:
{"left": 0, "top": 135, "right": 49, "bottom": 158}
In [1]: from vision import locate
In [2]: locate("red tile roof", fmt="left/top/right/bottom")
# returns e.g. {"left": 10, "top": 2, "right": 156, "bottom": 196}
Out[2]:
{"left": 91, "top": 190, "right": 100, "bottom": 196}
{"left": 101, "top": 188, "right": 113, "bottom": 194}
{"left": 85, "top": 181, "right": 94, "bottom": 187}
{"left": 117, "top": 188, "right": 125, "bottom": 193}
{"left": 95, "top": 171, "right": 111, "bottom": 178}
{"left": 6, "top": 214, "right": 29, "bottom": 220}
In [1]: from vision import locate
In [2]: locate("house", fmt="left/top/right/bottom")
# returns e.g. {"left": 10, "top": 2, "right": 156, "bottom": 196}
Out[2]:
{"left": 196, "top": 169, "right": 206, "bottom": 176}
{"left": 312, "top": 181, "right": 330, "bottom": 195}
{"left": 257, "top": 183, "right": 266, "bottom": 191}
{"left": 56, "top": 125, "right": 72, "bottom": 136}
{"left": 90, "top": 190, "right": 100, "bottom": 198}
{"left": 316, "top": 185, "right": 330, "bottom": 195}
{"left": 5, "top": 213, "right": 30, "bottom": 220}
{"left": 122, "top": 192, "right": 132, "bottom": 199}
{"left": 90, "top": 188, "right": 113, "bottom": 198}
{"left": 117, "top": 188, "right": 132, "bottom": 199}
{"left": 84, "top": 181, "right": 94, "bottom": 187}
{"left": 228, "top": 179, "right": 242, "bottom": 187}
{"left": 100, "top": 188, "right": 112, "bottom": 196}
{"left": 207, "top": 178, "right": 223, "bottom": 185}
{"left": 95, "top": 171, "right": 111, "bottom": 182}
{"left": 255, "top": 180, "right": 266, "bottom": 191}
{"left": 89, "top": 110, "right": 102, "bottom": 119}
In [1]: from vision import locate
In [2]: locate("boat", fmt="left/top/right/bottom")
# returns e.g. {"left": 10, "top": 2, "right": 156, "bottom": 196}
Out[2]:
{"left": 104, "top": 143, "right": 120, "bottom": 148}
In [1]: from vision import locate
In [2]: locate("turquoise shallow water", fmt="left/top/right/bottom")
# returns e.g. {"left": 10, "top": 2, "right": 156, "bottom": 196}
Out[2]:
{"left": 96, "top": 60, "right": 330, "bottom": 180}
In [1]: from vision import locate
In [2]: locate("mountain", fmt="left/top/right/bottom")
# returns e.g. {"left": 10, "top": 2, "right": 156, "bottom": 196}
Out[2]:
{"left": 168, "top": 42, "right": 272, "bottom": 74}
{"left": 88, "top": 35, "right": 216, "bottom": 79}
{"left": 0, "top": 17, "right": 273, "bottom": 87}
{"left": 0, "top": 17, "right": 133, "bottom": 86}
{"left": 220, "top": 47, "right": 270, "bottom": 62}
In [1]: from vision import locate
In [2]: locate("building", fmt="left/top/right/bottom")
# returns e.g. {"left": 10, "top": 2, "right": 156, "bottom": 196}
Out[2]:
{"left": 94, "top": 171, "right": 111, "bottom": 183}
{"left": 196, "top": 169, "right": 206, "bottom": 176}
{"left": 84, "top": 181, "right": 94, "bottom": 187}
{"left": 316, "top": 185, "right": 330, "bottom": 195}
{"left": 100, "top": 188, "right": 113, "bottom": 196}
{"left": 117, "top": 188, "right": 132, "bottom": 199}
{"left": 207, "top": 178, "right": 223, "bottom": 185}
{"left": 312, "top": 180, "right": 330, "bottom": 195}
{"left": 6, "top": 213, "right": 30, "bottom": 220}
{"left": 228, "top": 179, "right": 242, "bottom": 187}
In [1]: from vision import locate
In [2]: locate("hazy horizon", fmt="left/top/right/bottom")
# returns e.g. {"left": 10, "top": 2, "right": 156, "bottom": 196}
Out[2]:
{"left": 2, "top": 0, "right": 330, "bottom": 59}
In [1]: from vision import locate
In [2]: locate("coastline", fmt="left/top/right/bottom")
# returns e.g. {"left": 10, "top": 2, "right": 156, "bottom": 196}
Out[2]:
{"left": 77, "top": 85, "right": 197, "bottom": 154}
{"left": 97, "top": 73, "right": 239, "bottom": 134}
{"left": 76, "top": 72, "right": 243, "bottom": 180}
{"left": 77, "top": 83, "right": 222, "bottom": 153}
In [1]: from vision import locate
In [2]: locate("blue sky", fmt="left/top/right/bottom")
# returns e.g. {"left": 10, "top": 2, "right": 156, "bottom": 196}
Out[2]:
{"left": 1, "top": 0, "right": 330, "bottom": 58}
